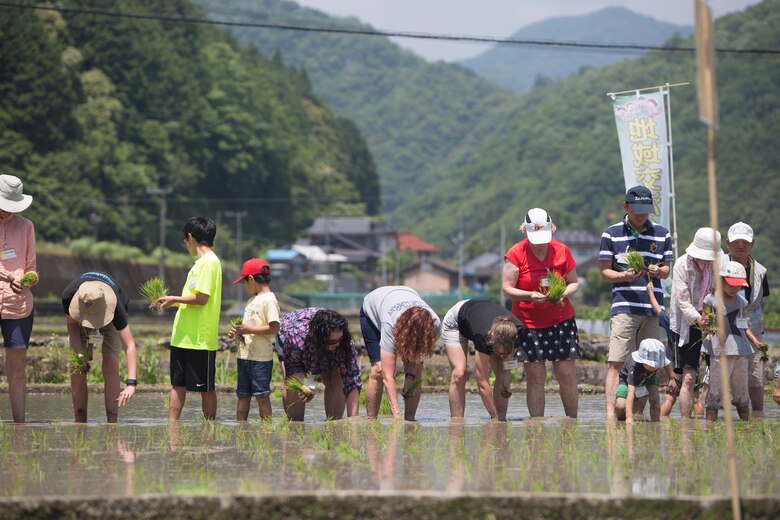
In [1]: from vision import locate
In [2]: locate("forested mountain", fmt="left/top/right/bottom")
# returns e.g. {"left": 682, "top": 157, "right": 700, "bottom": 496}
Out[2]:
{"left": 458, "top": 7, "right": 692, "bottom": 93}
{"left": 394, "top": 0, "right": 780, "bottom": 273}
{"left": 0, "top": 0, "right": 378, "bottom": 251}
{"left": 197, "top": 0, "right": 514, "bottom": 212}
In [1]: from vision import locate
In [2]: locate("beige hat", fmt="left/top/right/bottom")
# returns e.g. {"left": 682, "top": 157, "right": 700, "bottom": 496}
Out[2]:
{"left": 0, "top": 174, "right": 33, "bottom": 213}
{"left": 68, "top": 281, "right": 117, "bottom": 329}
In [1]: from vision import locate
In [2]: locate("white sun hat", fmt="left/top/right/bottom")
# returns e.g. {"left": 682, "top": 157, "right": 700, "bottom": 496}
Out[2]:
{"left": 0, "top": 174, "right": 33, "bottom": 213}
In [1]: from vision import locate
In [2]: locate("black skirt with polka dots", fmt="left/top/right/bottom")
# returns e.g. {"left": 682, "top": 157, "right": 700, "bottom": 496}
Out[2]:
{"left": 518, "top": 317, "right": 581, "bottom": 363}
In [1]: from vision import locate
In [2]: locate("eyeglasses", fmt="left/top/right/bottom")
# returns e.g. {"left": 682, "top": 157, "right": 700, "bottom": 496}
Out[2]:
{"left": 327, "top": 335, "right": 343, "bottom": 345}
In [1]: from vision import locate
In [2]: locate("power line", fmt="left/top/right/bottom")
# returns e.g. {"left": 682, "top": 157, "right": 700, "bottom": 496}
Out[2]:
{"left": 2, "top": 2, "right": 780, "bottom": 56}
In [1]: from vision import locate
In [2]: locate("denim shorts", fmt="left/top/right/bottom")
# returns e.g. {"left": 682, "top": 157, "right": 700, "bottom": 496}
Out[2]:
{"left": 236, "top": 358, "right": 273, "bottom": 398}
{"left": 359, "top": 307, "right": 382, "bottom": 365}
{"left": 1, "top": 311, "right": 34, "bottom": 349}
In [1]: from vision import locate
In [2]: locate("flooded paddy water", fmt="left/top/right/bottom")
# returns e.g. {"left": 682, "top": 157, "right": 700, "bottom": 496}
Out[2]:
{"left": 1, "top": 393, "right": 779, "bottom": 503}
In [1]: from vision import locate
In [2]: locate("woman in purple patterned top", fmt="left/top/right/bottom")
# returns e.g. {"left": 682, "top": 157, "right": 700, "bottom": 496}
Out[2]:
{"left": 278, "top": 308, "right": 362, "bottom": 420}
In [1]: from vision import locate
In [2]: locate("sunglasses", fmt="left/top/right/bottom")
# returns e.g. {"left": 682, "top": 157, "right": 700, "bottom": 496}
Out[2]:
{"left": 327, "top": 337, "right": 342, "bottom": 346}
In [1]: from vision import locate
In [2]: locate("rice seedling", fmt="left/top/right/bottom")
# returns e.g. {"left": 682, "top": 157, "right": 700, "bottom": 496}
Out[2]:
{"left": 229, "top": 316, "right": 245, "bottom": 345}
{"left": 543, "top": 269, "right": 566, "bottom": 304}
{"left": 139, "top": 277, "right": 169, "bottom": 312}
{"left": 18, "top": 271, "right": 39, "bottom": 287}
{"left": 285, "top": 377, "right": 315, "bottom": 397}
{"left": 69, "top": 349, "right": 90, "bottom": 375}
{"left": 624, "top": 250, "right": 646, "bottom": 273}
{"left": 695, "top": 307, "right": 718, "bottom": 339}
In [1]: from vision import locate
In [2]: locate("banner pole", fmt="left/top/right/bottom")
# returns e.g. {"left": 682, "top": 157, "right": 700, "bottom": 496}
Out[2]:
{"left": 664, "top": 84, "right": 680, "bottom": 260}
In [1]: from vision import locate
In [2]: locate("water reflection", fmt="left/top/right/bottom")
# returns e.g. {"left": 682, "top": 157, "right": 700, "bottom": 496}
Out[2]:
{"left": 0, "top": 394, "right": 778, "bottom": 499}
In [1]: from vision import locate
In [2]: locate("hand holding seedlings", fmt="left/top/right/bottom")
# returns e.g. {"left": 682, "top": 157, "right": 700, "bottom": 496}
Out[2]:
{"left": 139, "top": 278, "right": 169, "bottom": 312}
{"left": 228, "top": 316, "right": 245, "bottom": 345}
{"left": 18, "top": 271, "right": 39, "bottom": 287}
{"left": 69, "top": 350, "right": 91, "bottom": 376}
{"left": 285, "top": 378, "right": 315, "bottom": 403}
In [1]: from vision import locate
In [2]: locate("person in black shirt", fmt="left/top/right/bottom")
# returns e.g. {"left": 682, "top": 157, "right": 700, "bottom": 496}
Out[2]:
{"left": 442, "top": 299, "right": 523, "bottom": 420}
{"left": 61, "top": 272, "right": 138, "bottom": 422}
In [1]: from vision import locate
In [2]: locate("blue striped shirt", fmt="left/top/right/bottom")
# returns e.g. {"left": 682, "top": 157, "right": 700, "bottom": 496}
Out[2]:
{"left": 599, "top": 218, "right": 673, "bottom": 316}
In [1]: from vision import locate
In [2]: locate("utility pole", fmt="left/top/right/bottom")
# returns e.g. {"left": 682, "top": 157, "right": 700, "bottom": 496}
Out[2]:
{"left": 455, "top": 213, "right": 465, "bottom": 301}
{"left": 225, "top": 210, "right": 247, "bottom": 307}
{"left": 500, "top": 223, "right": 506, "bottom": 308}
{"left": 147, "top": 187, "right": 173, "bottom": 283}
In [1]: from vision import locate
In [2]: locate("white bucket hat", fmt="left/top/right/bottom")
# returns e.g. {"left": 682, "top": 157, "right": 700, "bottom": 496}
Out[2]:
{"left": 685, "top": 227, "right": 722, "bottom": 261}
{"left": 524, "top": 208, "right": 553, "bottom": 245}
{"left": 631, "top": 338, "right": 670, "bottom": 369}
{"left": 0, "top": 174, "right": 33, "bottom": 213}
{"left": 68, "top": 281, "right": 117, "bottom": 329}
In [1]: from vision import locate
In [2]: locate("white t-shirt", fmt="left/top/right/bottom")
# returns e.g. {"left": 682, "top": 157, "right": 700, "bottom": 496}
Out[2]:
{"left": 361, "top": 286, "right": 441, "bottom": 354}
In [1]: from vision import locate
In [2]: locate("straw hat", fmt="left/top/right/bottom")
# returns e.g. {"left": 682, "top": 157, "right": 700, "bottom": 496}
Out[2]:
{"left": 68, "top": 281, "right": 117, "bottom": 329}
{"left": 0, "top": 174, "right": 33, "bottom": 213}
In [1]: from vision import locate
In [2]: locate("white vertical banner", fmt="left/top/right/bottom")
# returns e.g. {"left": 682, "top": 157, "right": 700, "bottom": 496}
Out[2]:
{"left": 612, "top": 91, "right": 671, "bottom": 231}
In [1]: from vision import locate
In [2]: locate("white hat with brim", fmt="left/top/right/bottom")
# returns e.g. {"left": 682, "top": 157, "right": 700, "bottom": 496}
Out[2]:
{"left": 631, "top": 338, "right": 670, "bottom": 369}
{"left": 68, "top": 281, "right": 117, "bottom": 329}
{"left": 0, "top": 174, "right": 33, "bottom": 213}
{"left": 685, "top": 227, "right": 722, "bottom": 261}
{"left": 525, "top": 208, "right": 553, "bottom": 245}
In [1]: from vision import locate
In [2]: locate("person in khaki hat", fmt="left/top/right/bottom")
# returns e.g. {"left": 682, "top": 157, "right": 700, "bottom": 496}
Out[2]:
{"left": 61, "top": 272, "right": 138, "bottom": 422}
{"left": 726, "top": 221, "right": 770, "bottom": 413}
{"left": 0, "top": 174, "right": 38, "bottom": 423}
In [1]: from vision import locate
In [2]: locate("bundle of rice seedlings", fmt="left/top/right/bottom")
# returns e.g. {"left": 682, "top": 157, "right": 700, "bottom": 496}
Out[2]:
{"left": 18, "top": 271, "right": 39, "bottom": 287}
{"left": 229, "top": 316, "right": 245, "bottom": 345}
{"left": 69, "top": 350, "right": 91, "bottom": 376}
{"left": 544, "top": 269, "right": 566, "bottom": 305}
{"left": 139, "top": 277, "right": 169, "bottom": 312}
{"left": 285, "top": 377, "right": 314, "bottom": 397}
{"left": 695, "top": 307, "right": 718, "bottom": 339}
{"left": 624, "top": 250, "right": 646, "bottom": 274}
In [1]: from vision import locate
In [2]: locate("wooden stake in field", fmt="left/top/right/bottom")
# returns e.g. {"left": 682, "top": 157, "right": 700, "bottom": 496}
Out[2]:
{"left": 696, "top": 2, "right": 741, "bottom": 519}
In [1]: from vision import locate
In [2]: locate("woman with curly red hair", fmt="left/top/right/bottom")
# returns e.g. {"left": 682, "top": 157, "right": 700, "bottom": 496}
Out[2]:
{"left": 361, "top": 286, "right": 441, "bottom": 420}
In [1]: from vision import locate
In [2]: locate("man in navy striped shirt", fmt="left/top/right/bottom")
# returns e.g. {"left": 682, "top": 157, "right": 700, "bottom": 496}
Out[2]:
{"left": 599, "top": 186, "right": 673, "bottom": 420}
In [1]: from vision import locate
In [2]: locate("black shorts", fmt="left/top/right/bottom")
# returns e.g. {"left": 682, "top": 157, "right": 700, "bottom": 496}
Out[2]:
{"left": 1, "top": 311, "right": 34, "bottom": 349}
{"left": 170, "top": 346, "right": 216, "bottom": 392}
{"left": 673, "top": 325, "right": 702, "bottom": 374}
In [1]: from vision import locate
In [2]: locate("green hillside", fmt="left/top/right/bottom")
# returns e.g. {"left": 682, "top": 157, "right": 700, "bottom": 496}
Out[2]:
{"left": 0, "top": 0, "right": 378, "bottom": 251}
{"left": 197, "top": 0, "right": 514, "bottom": 212}
{"left": 459, "top": 7, "right": 692, "bottom": 93}
{"left": 395, "top": 0, "right": 780, "bottom": 272}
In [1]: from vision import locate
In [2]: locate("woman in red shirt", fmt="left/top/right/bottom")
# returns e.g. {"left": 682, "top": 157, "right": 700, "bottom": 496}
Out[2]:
{"left": 502, "top": 208, "right": 581, "bottom": 418}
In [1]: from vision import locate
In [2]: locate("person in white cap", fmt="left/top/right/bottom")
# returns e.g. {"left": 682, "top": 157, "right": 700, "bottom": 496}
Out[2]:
{"left": 0, "top": 174, "right": 38, "bottom": 423}
{"left": 669, "top": 227, "right": 727, "bottom": 418}
{"left": 726, "top": 222, "right": 770, "bottom": 413}
{"left": 61, "top": 272, "right": 138, "bottom": 422}
{"left": 503, "top": 208, "right": 581, "bottom": 418}
{"left": 701, "top": 261, "right": 763, "bottom": 422}
{"left": 614, "top": 338, "right": 670, "bottom": 423}
{"left": 599, "top": 186, "right": 673, "bottom": 420}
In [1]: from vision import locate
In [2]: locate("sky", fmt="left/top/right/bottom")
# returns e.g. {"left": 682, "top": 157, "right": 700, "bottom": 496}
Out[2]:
{"left": 293, "top": 0, "right": 762, "bottom": 62}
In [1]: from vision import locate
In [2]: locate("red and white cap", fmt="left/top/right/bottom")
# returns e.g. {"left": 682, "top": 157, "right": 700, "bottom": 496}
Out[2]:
{"left": 720, "top": 260, "right": 749, "bottom": 287}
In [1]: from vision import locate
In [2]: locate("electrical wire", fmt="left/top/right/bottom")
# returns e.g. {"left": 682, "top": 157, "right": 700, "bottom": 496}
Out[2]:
{"left": 1, "top": 1, "right": 779, "bottom": 56}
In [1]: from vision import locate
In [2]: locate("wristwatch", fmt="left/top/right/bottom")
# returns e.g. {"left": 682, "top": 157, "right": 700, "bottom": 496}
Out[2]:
{"left": 125, "top": 378, "right": 137, "bottom": 386}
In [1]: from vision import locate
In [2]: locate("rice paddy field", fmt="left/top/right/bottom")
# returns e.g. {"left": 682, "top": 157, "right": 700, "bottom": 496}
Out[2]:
{"left": 1, "top": 316, "right": 779, "bottom": 518}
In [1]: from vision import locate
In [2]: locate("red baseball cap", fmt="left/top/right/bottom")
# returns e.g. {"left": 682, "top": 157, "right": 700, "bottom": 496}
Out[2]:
{"left": 233, "top": 258, "right": 271, "bottom": 284}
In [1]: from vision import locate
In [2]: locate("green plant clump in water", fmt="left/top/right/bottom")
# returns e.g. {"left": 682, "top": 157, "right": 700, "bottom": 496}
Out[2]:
{"left": 544, "top": 269, "right": 566, "bottom": 305}
{"left": 139, "top": 277, "right": 169, "bottom": 312}
{"left": 624, "top": 250, "right": 646, "bottom": 273}
{"left": 69, "top": 350, "right": 90, "bottom": 376}
{"left": 19, "top": 271, "right": 39, "bottom": 287}
{"left": 229, "top": 316, "right": 245, "bottom": 345}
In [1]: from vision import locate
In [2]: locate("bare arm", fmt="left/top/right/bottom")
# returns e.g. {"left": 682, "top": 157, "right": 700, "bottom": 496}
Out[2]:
{"left": 502, "top": 260, "right": 546, "bottom": 304}
{"left": 234, "top": 320, "right": 280, "bottom": 336}
{"left": 380, "top": 350, "right": 402, "bottom": 419}
{"left": 600, "top": 259, "right": 643, "bottom": 284}
{"left": 66, "top": 316, "right": 85, "bottom": 355}
{"left": 158, "top": 291, "right": 209, "bottom": 308}
{"left": 626, "top": 385, "right": 636, "bottom": 423}
{"left": 561, "top": 268, "right": 579, "bottom": 299}
{"left": 116, "top": 325, "right": 137, "bottom": 406}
